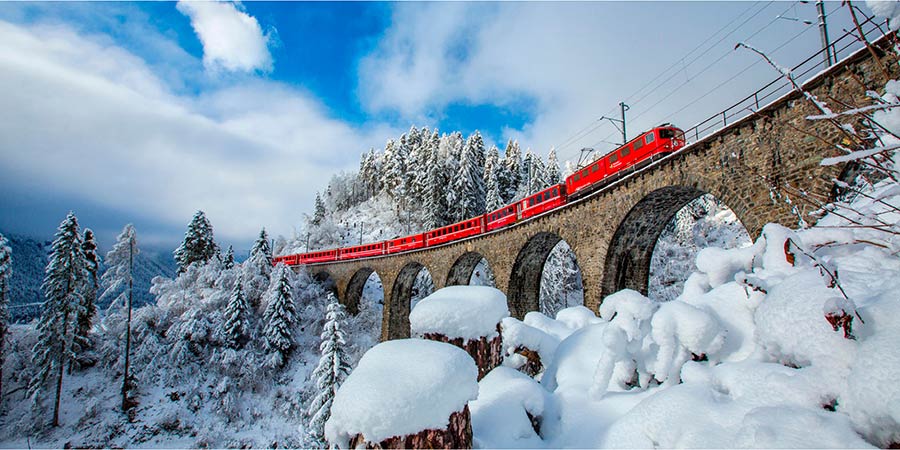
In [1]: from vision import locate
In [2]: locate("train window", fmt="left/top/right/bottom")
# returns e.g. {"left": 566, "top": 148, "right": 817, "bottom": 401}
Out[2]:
{"left": 610, "top": 153, "right": 618, "bottom": 163}
{"left": 659, "top": 128, "right": 674, "bottom": 139}
{"left": 634, "top": 139, "right": 644, "bottom": 150}
{"left": 582, "top": 169, "right": 589, "bottom": 178}
{"left": 621, "top": 146, "right": 631, "bottom": 157}
{"left": 591, "top": 163, "right": 599, "bottom": 173}
{"left": 574, "top": 173, "right": 581, "bottom": 181}
{"left": 552, "top": 188, "right": 558, "bottom": 196}
{"left": 645, "top": 133, "right": 655, "bottom": 144}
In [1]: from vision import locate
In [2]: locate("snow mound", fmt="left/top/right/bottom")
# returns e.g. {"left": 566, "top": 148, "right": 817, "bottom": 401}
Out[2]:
{"left": 409, "top": 286, "right": 509, "bottom": 340}
{"left": 500, "top": 317, "right": 560, "bottom": 370}
{"left": 470, "top": 367, "right": 553, "bottom": 448}
{"left": 324, "top": 339, "right": 479, "bottom": 447}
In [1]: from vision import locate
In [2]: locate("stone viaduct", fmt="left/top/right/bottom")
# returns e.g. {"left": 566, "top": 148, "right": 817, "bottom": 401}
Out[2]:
{"left": 302, "top": 34, "right": 899, "bottom": 342}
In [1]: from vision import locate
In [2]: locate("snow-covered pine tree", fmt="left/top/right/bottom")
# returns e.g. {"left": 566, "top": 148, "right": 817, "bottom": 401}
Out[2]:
{"left": 539, "top": 242, "right": 584, "bottom": 318}
{"left": 484, "top": 145, "right": 499, "bottom": 187}
{"left": 312, "top": 194, "right": 326, "bottom": 226}
{"left": 100, "top": 223, "right": 139, "bottom": 412}
{"left": 404, "top": 126, "right": 426, "bottom": 208}
{"left": 467, "top": 131, "right": 487, "bottom": 215}
{"left": 223, "top": 278, "right": 250, "bottom": 349}
{"left": 251, "top": 228, "right": 273, "bottom": 267}
{"left": 521, "top": 150, "right": 535, "bottom": 196}
{"left": 306, "top": 293, "right": 352, "bottom": 447}
{"left": 380, "top": 139, "right": 406, "bottom": 202}
{"left": 174, "top": 210, "right": 218, "bottom": 273}
{"left": 547, "top": 148, "right": 562, "bottom": 184}
{"left": 423, "top": 139, "right": 445, "bottom": 230}
{"left": 223, "top": 245, "right": 235, "bottom": 270}
{"left": 485, "top": 163, "right": 504, "bottom": 211}
{"left": 454, "top": 147, "right": 476, "bottom": 222}
{"left": 74, "top": 228, "right": 99, "bottom": 352}
{"left": 30, "top": 212, "right": 89, "bottom": 427}
{"left": 263, "top": 264, "right": 296, "bottom": 367}
{"left": 529, "top": 155, "right": 549, "bottom": 194}
{"left": 244, "top": 228, "right": 274, "bottom": 308}
{"left": 0, "top": 233, "right": 11, "bottom": 398}
{"left": 502, "top": 140, "right": 522, "bottom": 202}
{"left": 439, "top": 133, "right": 462, "bottom": 224}
{"left": 359, "top": 149, "right": 375, "bottom": 199}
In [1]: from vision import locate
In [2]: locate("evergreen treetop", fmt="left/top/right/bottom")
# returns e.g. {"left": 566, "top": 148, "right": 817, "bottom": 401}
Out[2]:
{"left": 223, "top": 245, "right": 235, "bottom": 270}
{"left": 251, "top": 228, "right": 273, "bottom": 266}
{"left": 100, "top": 224, "right": 138, "bottom": 309}
{"left": 174, "top": 210, "right": 218, "bottom": 273}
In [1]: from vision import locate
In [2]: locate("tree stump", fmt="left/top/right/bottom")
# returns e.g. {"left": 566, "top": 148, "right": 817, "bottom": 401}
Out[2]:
{"left": 348, "top": 406, "right": 473, "bottom": 449}
{"left": 423, "top": 328, "right": 502, "bottom": 380}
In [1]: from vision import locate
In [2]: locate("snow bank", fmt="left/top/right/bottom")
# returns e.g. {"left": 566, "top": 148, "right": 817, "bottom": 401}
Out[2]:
{"left": 324, "top": 339, "right": 479, "bottom": 447}
{"left": 500, "top": 317, "right": 560, "bottom": 368}
{"left": 409, "top": 286, "right": 509, "bottom": 341}
{"left": 469, "top": 367, "right": 553, "bottom": 448}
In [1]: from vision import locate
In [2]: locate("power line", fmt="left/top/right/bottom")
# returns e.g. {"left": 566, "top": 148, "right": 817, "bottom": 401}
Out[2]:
{"left": 626, "top": 1, "right": 781, "bottom": 112}
{"left": 551, "top": 2, "right": 773, "bottom": 158}
{"left": 627, "top": 1, "right": 804, "bottom": 126}
{"left": 557, "top": 2, "right": 797, "bottom": 163}
{"left": 658, "top": 11, "right": 824, "bottom": 125}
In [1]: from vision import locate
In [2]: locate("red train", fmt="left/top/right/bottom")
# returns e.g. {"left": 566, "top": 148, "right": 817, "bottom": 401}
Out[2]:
{"left": 272, "top": 125, "right": 686, "bottom": 266}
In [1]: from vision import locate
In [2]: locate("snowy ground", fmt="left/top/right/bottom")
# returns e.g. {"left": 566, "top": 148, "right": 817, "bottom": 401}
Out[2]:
{"left": 479, "top": 213, "right": 900, "bottom": 448}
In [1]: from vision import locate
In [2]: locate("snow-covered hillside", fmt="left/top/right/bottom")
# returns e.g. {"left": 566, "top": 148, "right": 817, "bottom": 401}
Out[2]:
{"left": 0, "top": 252, "right": 381, "bottom": 448}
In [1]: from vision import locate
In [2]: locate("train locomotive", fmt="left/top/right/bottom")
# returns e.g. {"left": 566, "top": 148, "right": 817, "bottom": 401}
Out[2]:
{"left": 273, "top": 125, "right": 686, "bottom": 266}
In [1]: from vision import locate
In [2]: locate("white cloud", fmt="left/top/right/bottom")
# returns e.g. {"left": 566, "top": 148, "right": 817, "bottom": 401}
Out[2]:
{"left": 0, "top": 20, "right": 398, "bottom": 244}
{"left": 358, "top": 2, "right": 837, "bottom": 162}
{"left": 176, "top": 0, "right": 273, "bottom": 73}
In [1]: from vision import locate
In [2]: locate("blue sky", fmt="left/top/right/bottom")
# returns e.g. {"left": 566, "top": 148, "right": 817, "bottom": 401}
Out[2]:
{"left": 0, "top": 1, "right": 869, "bottom": 250}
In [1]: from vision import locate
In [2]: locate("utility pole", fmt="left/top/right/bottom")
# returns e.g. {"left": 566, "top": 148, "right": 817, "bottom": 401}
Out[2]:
{"left": 358, "top": 223, "right": 363, "bottom": 245}
{"left": 305, "top": 232, "right": 310, "bottom": 252}
{"left": 815, "top": 0, "right": 833, "bottom": 67}
{"left": 780, "top": 1, "right": 832, "bottom": 67}
{"left": 600, "top": 102, "right": 629, "bottom": 146}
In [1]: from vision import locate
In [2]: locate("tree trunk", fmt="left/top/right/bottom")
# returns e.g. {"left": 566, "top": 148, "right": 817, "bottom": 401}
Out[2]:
{"left": 122, "top": 239, "right": 134, "bottom": 412}
{"left": 348, "top": 405, "right": 472, "bottom": 449}
{"left": 53, "top": 355, "right": 63, "bottom": 427}
{"left": 423, "top": 327, "right": 503, "bottom": 380}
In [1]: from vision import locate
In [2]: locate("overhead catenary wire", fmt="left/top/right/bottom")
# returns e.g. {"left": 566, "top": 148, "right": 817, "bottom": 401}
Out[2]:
{"left": 552, "top": 2, "right": 776, "bottom": 159}
{"left": 561, "top": 0, "right": 823, "bottom": 164}
{"left": 628, "top": 1, "right": 831, "bottom": 126}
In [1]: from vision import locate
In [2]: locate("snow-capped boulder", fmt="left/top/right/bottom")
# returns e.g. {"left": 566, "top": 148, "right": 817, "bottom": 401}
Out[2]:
{"left": 325, "top": 339, "right": 479, "bottom": 449}
{"left": 410, "top": 286, "right": 509, "bottom": 378}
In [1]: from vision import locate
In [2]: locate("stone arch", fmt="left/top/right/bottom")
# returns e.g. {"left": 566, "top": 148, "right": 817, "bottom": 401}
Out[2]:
{"left": 539, "top": 240, "right": 585, "bottom": 317}
{"left": 446, "top": 251, "right": 491, "bottom": 286}
{"left": 386, "top": 261, "right": 430, "bottom": 340}
{"left": 344, "top": 267, "right": 378, "bottom": 316}
{"left": 507, "top": 232, "right": 563, "bottom": 319}
{"left": 600, "top": 185, "right": 709, "bottom": 299}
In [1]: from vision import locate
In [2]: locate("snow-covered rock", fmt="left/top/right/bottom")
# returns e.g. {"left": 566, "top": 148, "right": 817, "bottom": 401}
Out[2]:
{"left": 410, "top": 286, "right": 509, "bottom": 341}
{"left": 325, "top": 339, "right": 479, "bottom": 447}
{"left": 470, "top": 367, "right": 554, "bottom": 449}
